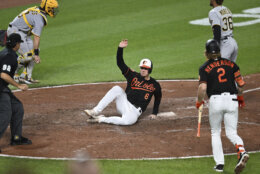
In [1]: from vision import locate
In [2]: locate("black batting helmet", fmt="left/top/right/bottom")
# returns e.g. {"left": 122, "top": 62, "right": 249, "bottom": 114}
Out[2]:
{"left": 206, "top": 39, "right": 220, "bottom": 54}
{"left": 216, "top": 0, "right": 224, "bottom": 5}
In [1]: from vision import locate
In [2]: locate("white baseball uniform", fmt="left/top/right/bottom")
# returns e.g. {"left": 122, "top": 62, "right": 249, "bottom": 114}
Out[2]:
{"left": 93, "top": 85, "right": 142, "bottom": 125}
{"left": 199, "top": 57, "right": 246, "bottom": 165}
{"left": 209, "top": 5, "right": 238, "bottom": 62}
{"left": 7, "top": 6, "right": 47, "bottom": 79}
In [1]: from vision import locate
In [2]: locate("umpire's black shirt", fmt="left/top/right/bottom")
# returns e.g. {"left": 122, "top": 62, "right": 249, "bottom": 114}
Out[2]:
{"left": 0, "top": 48, "right": 18, "bottom": 92}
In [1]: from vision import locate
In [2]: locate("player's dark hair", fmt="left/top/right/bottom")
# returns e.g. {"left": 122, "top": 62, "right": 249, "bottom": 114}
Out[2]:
{"left": 215, "top": 0, "right": 224, "bottom": 5}
{"left": 206, "top": 52, "right": 221, "bottom": 60}
{"left": 6, "top": 40, "right": 16, "bottom": 48}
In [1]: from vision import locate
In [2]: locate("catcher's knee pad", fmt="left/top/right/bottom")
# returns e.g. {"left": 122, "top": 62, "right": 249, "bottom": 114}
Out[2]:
{"left": 18, "top": 52, "right": 33, "bottom": 63}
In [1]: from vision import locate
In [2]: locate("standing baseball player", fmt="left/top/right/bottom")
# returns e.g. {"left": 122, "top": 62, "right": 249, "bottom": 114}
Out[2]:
{"left": 196, "top": 39, "right": 249, "bottom": 173}
{"left": 7, "top": 0, "right": 59, "bottom": 84}
{"left": 209, "top": 0, "right": 238, "bottom": 62}
{"left": 0, "top": 33, "right": 32, "bottom": 153}
{"left": 84, "top": 39, "right": 162, "bottom": 125}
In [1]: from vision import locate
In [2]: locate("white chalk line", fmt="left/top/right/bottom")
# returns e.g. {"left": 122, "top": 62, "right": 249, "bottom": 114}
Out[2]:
{"left": 244, "top": 87, "right": 260, "bottom": 93}
{"left": 12, "top": 79, "right": 198, "bottom": 92}
{"left": 0, "top": 151, "right": 259, "bottom": 161}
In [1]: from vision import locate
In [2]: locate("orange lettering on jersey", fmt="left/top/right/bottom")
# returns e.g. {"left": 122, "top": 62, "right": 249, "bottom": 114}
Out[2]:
{"left": 205, "top": 60, "right": 234, "bottom": 73}
{"left": 131, "top": 77, "right": 155, "bottom": 92}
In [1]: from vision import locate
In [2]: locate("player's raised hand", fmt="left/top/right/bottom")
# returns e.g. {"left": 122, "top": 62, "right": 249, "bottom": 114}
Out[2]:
{"left": 119, "top": 39, "right": 128, "bottom": 48}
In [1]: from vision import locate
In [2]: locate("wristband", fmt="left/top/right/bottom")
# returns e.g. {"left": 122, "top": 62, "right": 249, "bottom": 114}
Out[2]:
{"left": 34, "top": 49, "right": 39, "bottom": 56}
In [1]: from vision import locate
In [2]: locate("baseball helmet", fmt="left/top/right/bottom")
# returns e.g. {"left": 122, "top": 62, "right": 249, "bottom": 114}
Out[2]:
{"left": 139, "top": 58, "right": 153, "bottom": 74}
{"left": 40, "top": 0, "right": 59, "bottom": 17}
{"left": 6, "top": 33, "right": 23, "bottom": 48}
{"left": 216, "top": 0, "right": 224, "bottom": 5}
{"left": 206, "top": 39, "right": 220, "bottom": 54}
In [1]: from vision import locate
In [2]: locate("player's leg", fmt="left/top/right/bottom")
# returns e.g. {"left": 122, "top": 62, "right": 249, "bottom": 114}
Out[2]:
{"left": 9, "top": 93, "right": 32, "bottom": 145}
{"left": 229, "top": 38, "right": 238, "bottom": 62}
{"left": 22, "top": 38, "right": 38, "bottom": 83}
{"left": 19, "top": 37, "right": 34, "bottom": 80}
{"left": 0, "top": 93, "right": 12, "bottom": 138}
{"left": 220, "top": 39, "right": 232, "bottom": 60}
{"left": 9, "top": 93, "right": 24, "bottom": 137}
{"left": 92, "top": 85, "right": 125, "bottom": 114}
{"left": 223, "top": 95, "right": 249, "bottom": 173}
{"left": 98, "top": 95, "right": 141, "bottom": 125}
{"left": 209, "top": 95, "right": 225, "bottom": 166}
{"left": 224, "top": 95, "right": 244, "bottom": 148}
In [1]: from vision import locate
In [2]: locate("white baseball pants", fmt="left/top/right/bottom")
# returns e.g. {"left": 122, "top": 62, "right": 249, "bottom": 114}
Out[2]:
{"left": 220, "top": 37, "right": 238, "bottom": 62}
{"left": 93, "top": 85, "right": 142, "bottom": 125}
{"left": 7, "top": 26, "right": 35, "bottom": 79}
{"left": 209, "top": 92, "right": 244, "bottom": 165}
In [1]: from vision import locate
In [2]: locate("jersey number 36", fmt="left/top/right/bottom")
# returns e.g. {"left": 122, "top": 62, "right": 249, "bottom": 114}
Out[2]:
{"left": 222, "top": 17, "right": 233, "bottom": 31}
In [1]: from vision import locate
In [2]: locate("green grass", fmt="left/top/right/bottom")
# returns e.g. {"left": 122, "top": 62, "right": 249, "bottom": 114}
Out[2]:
{"left": 0, "top": 153, "right": 259, "bottom": 174}
{"left": 0, "top": 0, "right": 259, "bottom": 87}
{"left": 0, "top": 0, "right": 259, "bottom": 173}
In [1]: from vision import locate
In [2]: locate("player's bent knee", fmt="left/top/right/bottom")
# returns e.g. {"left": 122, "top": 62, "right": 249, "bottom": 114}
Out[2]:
{"left": 112, "top": 85, "right": 124, "bottom": 93}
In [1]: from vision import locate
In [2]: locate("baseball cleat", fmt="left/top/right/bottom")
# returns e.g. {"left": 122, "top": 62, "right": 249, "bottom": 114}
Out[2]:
{"left": 10, "top": 135, "right": 32, "bottom": 146}
{"left": 86, "top": 115, "right": 104, "bottom": 123}
{"left": 28, "top": 78, "right": 40, "bottom": 83}
{"left": 213, "top": 164, "right": 224, "bottom": 172}
{"left": 84, "top": 109, "right": 98, "bottom": 117}
{"left": 18, "top": 77, "right": 32, "bottom": 84}
{"left": 234, "top": 152, "right": 249, "bottom": 174}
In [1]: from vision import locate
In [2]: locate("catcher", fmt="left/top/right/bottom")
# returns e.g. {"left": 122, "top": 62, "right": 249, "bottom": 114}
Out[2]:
{"left": 84, "top": 39, "right": 162, "bottom": 125}
{"left": 6, "top": 0, "right": 59, "bottom": 84}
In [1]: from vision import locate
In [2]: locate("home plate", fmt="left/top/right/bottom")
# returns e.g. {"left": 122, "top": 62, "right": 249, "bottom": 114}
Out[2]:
{"left": 157, "top": 112, "right": 176, "bottom": 117}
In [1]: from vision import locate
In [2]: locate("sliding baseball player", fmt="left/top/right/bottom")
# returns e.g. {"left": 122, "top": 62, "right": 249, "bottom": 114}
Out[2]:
{"left": 84, "top": 39, "right": 162, "bottom": 125}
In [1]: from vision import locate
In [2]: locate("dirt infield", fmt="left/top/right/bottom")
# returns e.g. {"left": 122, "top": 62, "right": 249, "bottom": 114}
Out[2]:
{"left": 0, "top": 0, "right": 39, "bottom": 9}
{"left": 0, "top": 74, "right": 259, "bottom": 158}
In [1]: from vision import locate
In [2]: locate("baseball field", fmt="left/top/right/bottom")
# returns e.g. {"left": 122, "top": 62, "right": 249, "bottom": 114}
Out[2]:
{"left": 0, "top": 0, "right": 260, "bottom": 173}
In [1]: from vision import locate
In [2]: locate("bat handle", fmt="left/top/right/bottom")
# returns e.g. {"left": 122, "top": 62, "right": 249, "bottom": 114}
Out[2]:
{"left": 197, "top": 123, "right": 201, "bottom": 137}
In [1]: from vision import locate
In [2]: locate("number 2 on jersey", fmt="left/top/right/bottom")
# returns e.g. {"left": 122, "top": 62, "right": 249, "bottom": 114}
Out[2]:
{"left": 217, "top": 68, "right": 227, "bottom": 83}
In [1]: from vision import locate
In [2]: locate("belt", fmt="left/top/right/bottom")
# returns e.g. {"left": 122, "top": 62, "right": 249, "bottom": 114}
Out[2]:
{"left": 211, "top": 92, "right": 236, "bottom": 97}
{"left": 9, "top": 24, "right": 30, "bottom": 34}
{"left": 221, "top": 34, "right": 233, "bottom": 40}
{"left": 133, "top": 104, "right": 142, "bottom": 114}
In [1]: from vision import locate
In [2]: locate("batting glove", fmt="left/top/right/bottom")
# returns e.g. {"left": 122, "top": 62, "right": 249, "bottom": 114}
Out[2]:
{"left": 196, "top": 101, "right": 204, "bottom": 109}
{"left": 237, "top": 96, "right": 245, "bottom": 108}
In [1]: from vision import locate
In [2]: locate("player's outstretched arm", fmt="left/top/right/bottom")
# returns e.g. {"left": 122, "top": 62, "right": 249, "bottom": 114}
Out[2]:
{"left": 117, "top": 39, "right": 129, "bottom": 74}
{"left": 119, "top": 39, "right": 128, "bottom": 48}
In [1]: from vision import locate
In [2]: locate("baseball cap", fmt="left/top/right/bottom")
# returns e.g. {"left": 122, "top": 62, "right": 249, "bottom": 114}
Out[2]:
{"left": 7, "top": 33, "right": 24, "bottom": 44}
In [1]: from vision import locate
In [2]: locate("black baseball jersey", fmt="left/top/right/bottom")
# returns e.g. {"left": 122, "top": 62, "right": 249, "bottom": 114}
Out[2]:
{"left": 0, "top": 48, "right": 18, "bottom": 92}
{"left": 117, "top": 47, "right": 162, "bottom": 114}
{"left": 199, "top": 57, "right": 245, "bottom": 98}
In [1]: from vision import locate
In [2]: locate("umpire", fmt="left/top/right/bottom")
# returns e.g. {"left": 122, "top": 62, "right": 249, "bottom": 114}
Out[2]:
{"left": 0, "top": 33, "right": 32, "bottom": 152}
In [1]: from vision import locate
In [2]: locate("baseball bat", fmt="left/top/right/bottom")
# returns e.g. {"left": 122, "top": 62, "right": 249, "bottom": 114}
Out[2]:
{"left": 197, "top": 104, "right": 203, "bottom": 137}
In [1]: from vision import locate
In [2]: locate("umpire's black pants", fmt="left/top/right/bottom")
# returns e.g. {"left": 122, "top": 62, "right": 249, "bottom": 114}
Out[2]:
{"left": 0, "top": 92, "right": 24, "bottom": 138}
